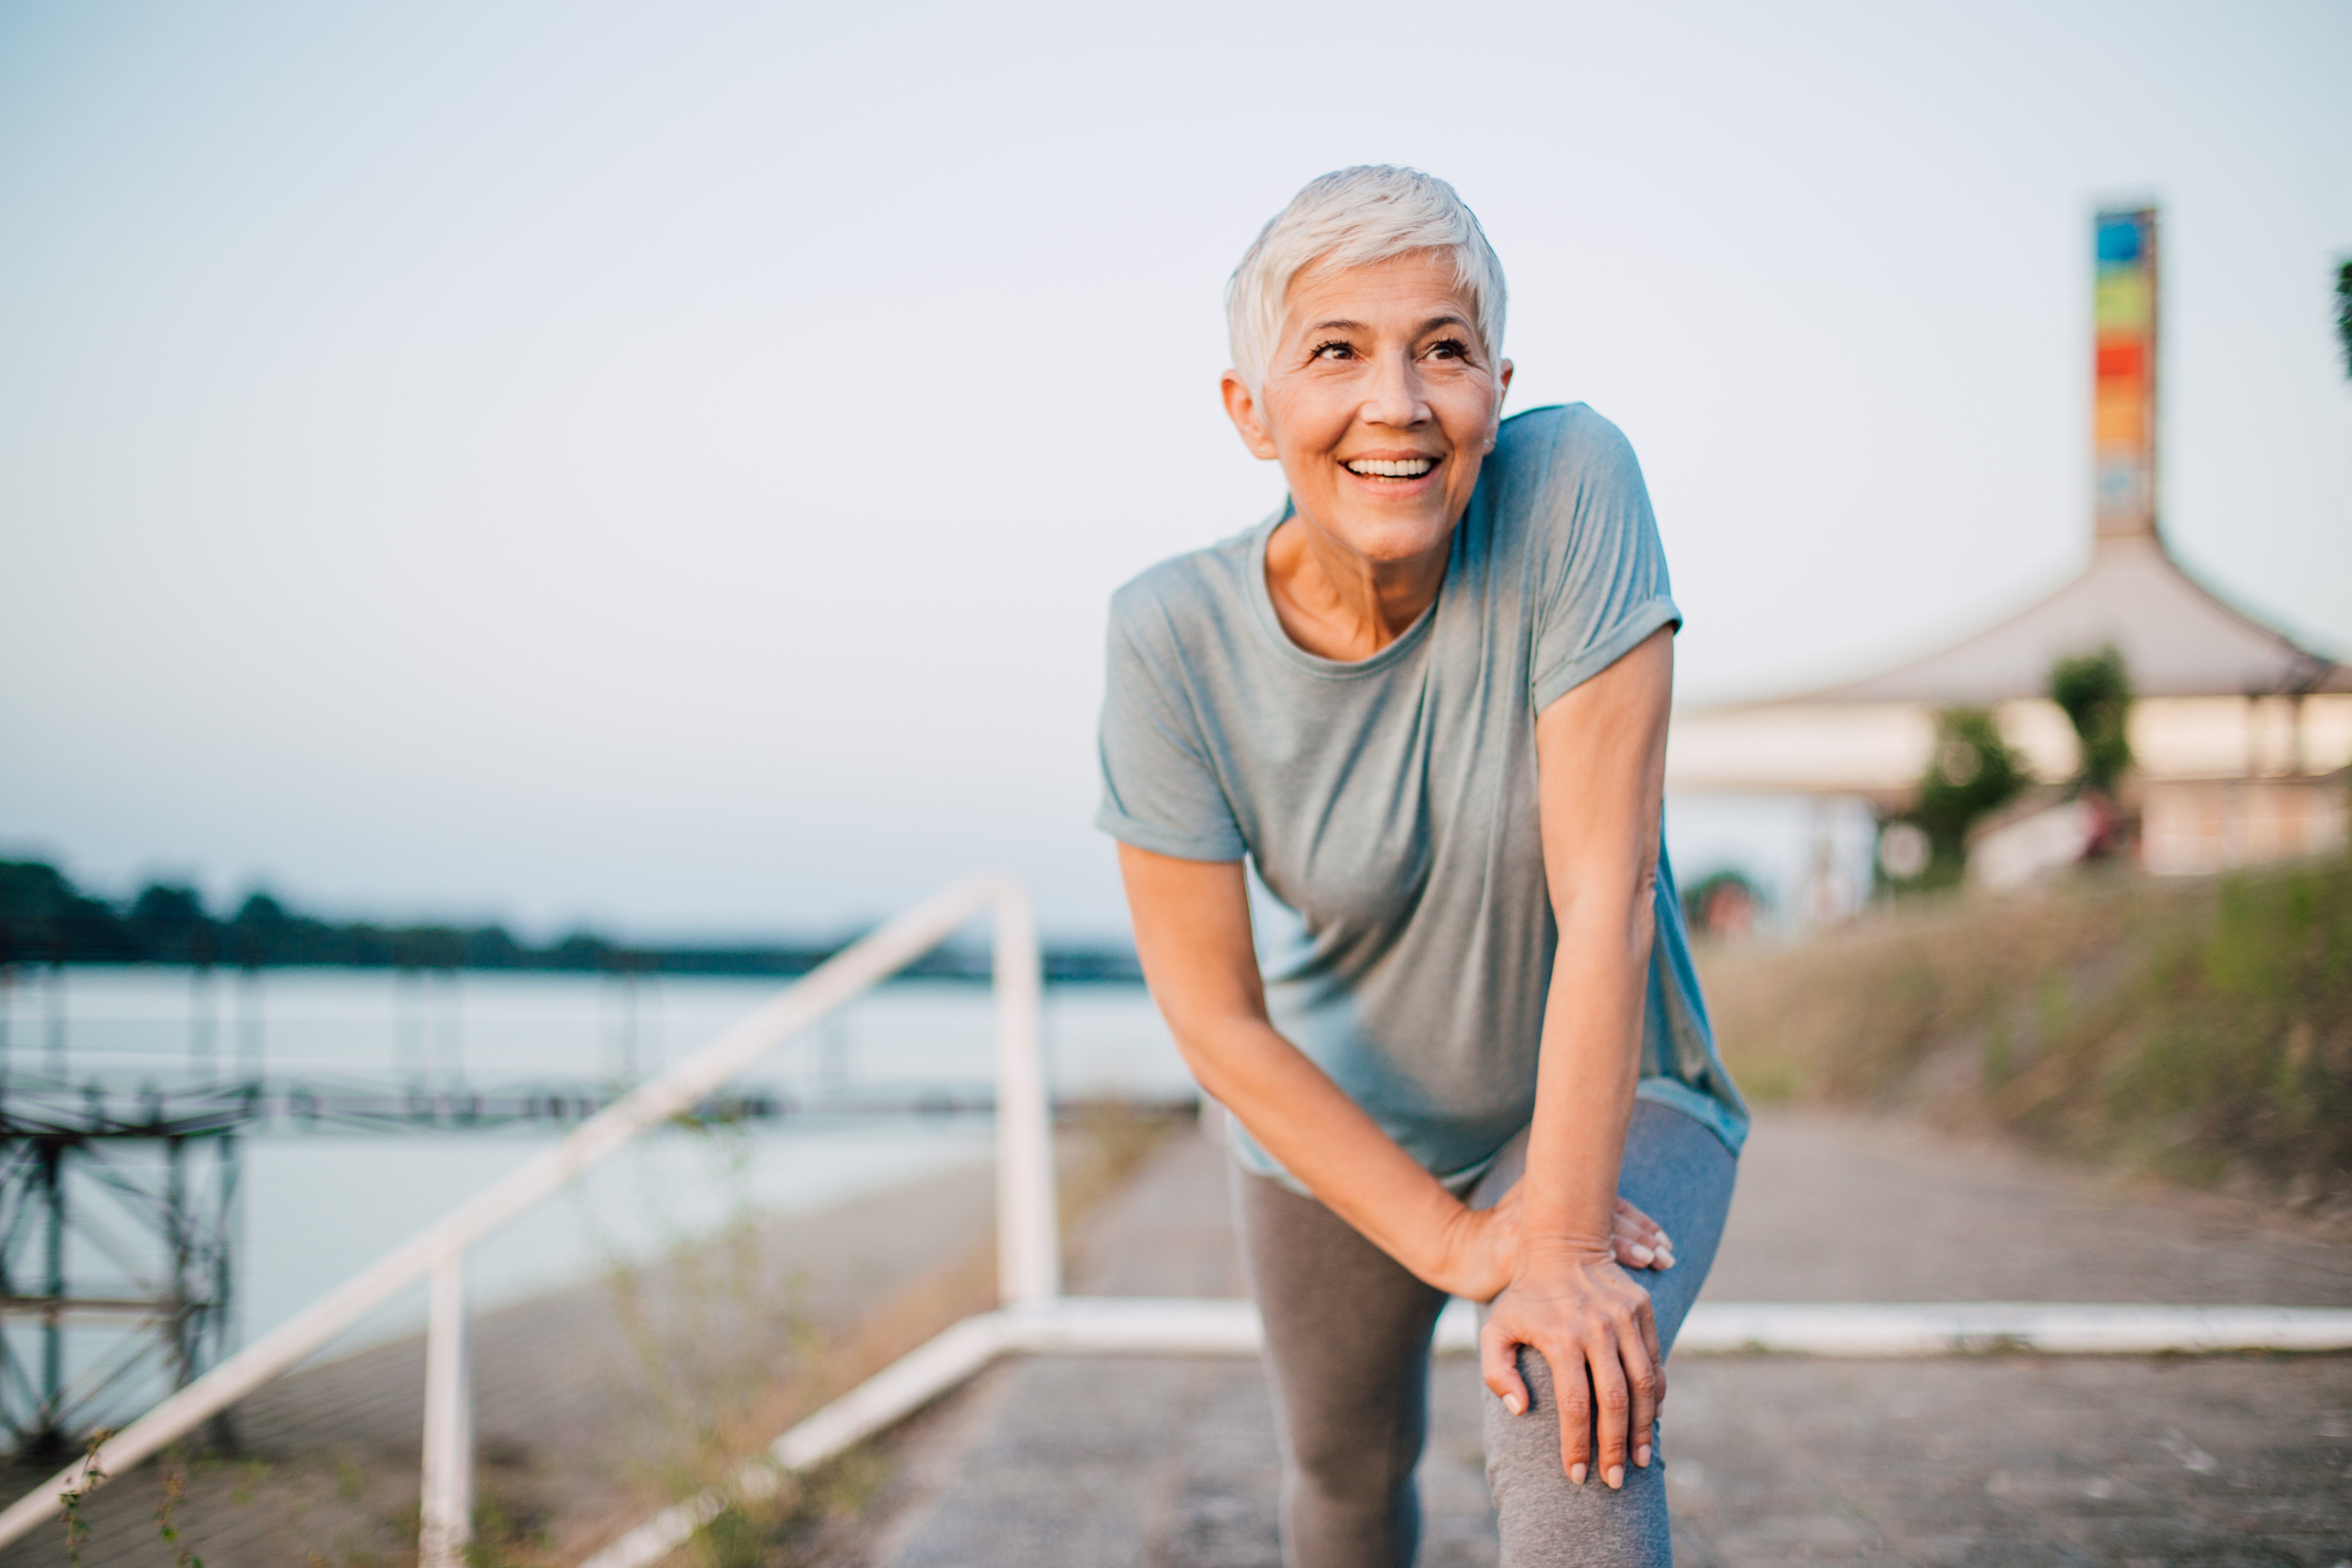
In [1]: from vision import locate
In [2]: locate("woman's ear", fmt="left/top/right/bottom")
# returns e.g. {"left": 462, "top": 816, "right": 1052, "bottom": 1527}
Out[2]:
{"left": 1483, "top": 358, "right": 1516, "bottom": 453}
{"left": 1220, "top": 371, "right": 1280, "bottom": 461}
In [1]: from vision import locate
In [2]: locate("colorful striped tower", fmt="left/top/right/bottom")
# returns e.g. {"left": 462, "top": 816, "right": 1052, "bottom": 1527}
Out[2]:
{"left": 2092, "top": 208, "right": 2158, "bottom": 542}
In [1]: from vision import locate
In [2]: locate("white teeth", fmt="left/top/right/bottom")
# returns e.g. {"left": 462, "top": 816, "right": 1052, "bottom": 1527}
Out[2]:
{"left": 1346, "top": 458, "right": 1434, "bottom": 478}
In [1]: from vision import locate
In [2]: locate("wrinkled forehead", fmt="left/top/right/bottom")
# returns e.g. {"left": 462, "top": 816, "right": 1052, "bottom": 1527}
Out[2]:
{"left": 1279, "top": 250, "right": 1480, "bottom": 338}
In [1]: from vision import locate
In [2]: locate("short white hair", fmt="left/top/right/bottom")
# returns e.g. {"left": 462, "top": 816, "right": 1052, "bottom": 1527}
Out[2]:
{"left": 1225, "top": 165, "right": 1507, "bottom": 395}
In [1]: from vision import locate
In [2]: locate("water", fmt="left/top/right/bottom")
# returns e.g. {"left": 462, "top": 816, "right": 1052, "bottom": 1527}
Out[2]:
{"left": 0, "top": 965, "right": 1186, "bottom": 1104}
{"left": 0, "top": 965, "right": 1187, "bottom": 1423}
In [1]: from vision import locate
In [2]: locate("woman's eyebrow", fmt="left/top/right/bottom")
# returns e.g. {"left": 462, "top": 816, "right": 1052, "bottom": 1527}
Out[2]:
{"left": 1300, "top": 313, "right": 1471, "bottom": 337}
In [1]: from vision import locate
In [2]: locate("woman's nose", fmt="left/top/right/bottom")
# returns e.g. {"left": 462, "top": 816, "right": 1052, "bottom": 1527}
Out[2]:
{"left": 1360, "top": 352, "right": 1430, "bottom": 428}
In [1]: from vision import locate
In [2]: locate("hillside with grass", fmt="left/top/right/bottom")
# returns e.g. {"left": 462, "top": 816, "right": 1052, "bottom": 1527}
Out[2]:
{"left": 1695, "top": 852, "right": 2352, "bottom": 1216}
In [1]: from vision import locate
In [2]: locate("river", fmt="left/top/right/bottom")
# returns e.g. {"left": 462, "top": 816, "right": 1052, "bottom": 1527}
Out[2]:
{"left": 0, "top": 965, "right": 1187, "bottom": 1427}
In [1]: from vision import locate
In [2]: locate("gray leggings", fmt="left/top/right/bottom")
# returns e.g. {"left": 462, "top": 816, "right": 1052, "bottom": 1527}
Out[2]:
{"left": 1234, "top": 1099, "right": 1736, "bottom": 1568}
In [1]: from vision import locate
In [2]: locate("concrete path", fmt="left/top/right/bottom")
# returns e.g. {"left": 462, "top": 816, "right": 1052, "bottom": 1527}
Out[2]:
{"left": 864, "top": 1109, "right": 2352, "bottom": 1568}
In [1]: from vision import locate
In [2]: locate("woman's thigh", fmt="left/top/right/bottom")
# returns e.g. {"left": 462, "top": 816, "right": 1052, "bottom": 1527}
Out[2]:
{"left": 1232, "top": 1164, "right": 1449, "bottom": 1567}
{"left": 1468, "top": 1100, "right": 1738, "bottom": 1567}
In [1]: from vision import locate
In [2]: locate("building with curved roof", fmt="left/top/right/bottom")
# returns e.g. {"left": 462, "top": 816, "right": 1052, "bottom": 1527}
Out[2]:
{"left": 1667, "top": 208, "right": 2349, "bottom": 879}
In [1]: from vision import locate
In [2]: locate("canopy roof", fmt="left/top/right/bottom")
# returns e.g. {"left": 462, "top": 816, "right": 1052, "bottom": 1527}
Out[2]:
{"left": 1794, "top": 536, "right": 2348, "bottom": 705}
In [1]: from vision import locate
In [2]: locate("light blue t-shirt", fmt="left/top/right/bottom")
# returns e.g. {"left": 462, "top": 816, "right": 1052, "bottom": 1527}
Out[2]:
{"left": 1095, "top": 404, "right": 1746, "bottom": 1188}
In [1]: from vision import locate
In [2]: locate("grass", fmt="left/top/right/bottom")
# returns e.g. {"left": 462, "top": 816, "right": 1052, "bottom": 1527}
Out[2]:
{"left": 1697, "top": 852, "right": 2352, "bottom": 1209}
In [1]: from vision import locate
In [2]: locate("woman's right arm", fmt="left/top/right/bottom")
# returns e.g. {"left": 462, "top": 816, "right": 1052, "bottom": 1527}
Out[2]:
{"left": 1119, "top": 845, "right": 1674, "bottom": 1289}
{"left": 1116, "top": 842, "right": 1498, "bottom": 1291}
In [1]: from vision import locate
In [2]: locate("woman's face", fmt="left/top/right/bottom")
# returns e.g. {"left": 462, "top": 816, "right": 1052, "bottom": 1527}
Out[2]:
{"left": 1223, "top": 251, "right": 1511, "bottom": 567}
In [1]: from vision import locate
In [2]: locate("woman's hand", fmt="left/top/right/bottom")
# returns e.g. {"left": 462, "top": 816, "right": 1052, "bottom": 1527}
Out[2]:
{"left": 1479, "top": 1245, "right": 1664, "bottom": 1488}
{"left": 1434, "top": 1191, "right": 1676, "bottom": 1302}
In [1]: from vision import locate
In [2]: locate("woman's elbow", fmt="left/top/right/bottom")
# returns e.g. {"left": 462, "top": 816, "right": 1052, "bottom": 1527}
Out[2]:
{"left": 1556, "top": 857, "right": 1660, "bottom": 953}
{"left": 1629, "top": 857, "right": 1662, "bottom": 952}
{"left": 1163, "top": 1013, "right": 1253, "bottom": 1102}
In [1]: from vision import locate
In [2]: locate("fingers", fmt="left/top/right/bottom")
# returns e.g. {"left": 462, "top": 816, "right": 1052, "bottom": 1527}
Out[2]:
{"left": 1479, "top": 1320, "right": 1530, "bottom": 1418}
{"left": 1621, "top": 1298, "right": 1663, "bottom": 1475}
{"left": 1547, "top": 1342, "right": 1593, "bottom": 1485}
{"left": 1586, "top": 1335, "right": 1632, "bottom": 1490}
{"left": 1609, "top": 1198, "right": 1675, "bottom": 1270}
{"left": 1609, "top": 1214, "right": 1660, "bottom": 1270}
{"left": 1552, "top": 1299, "right": 1662, "bottom": 1490}
{"left": 1638, "top": 1294, "right": 1666, "bottom": 1409}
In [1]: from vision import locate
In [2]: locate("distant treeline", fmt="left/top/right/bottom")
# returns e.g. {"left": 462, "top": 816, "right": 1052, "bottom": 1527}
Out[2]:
{"left": 0, "top": 861, "right": 1142, "bottom": 983}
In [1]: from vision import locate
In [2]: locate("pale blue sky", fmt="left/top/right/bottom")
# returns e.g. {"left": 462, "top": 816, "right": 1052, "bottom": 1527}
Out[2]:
{"left": 2, "top": 0, "right": 2347, "bottom": 938}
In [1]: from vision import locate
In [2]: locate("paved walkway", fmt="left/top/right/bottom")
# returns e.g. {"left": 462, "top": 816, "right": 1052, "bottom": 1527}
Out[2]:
{"left": 865, "top": 1110, "right": 2352, "bottom": 1568}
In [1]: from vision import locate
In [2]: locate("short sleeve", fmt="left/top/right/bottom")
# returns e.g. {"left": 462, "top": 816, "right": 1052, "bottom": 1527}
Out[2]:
{"left": 1094, "top": 594, "right": 1247, "bottom": 862}
{"left": 1526, "top": 412, "right": 1682, "bottom": 713}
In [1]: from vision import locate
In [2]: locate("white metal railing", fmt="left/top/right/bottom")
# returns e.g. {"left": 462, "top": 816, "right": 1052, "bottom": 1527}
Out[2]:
{"left": 0, "top": 874, "right": 1057, "bottom": 1565}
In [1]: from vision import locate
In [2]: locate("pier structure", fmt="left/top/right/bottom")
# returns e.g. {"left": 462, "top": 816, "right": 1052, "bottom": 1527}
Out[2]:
{"left": 0, "top": 944, "right": 1164, "bottom": 1462}
{"left": 0, "top": 1087, "right": 245, "bottom": 1457}
{"left": 0, "top": 1069, "right": 1172, "bottom": 1460}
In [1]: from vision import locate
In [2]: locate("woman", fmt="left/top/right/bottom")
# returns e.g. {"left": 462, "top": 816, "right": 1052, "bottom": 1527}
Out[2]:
{"left": 1096, "top": 165, "right": 1746, "bottom": 1567}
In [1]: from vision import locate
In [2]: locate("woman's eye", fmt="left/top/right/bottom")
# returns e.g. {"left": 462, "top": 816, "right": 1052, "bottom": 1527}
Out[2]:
{"left": 1311, "top": 340, "right": 1355, "bottom": 361}
{"left": 1425, "top": 338, "right": 1469, "bottom": 360}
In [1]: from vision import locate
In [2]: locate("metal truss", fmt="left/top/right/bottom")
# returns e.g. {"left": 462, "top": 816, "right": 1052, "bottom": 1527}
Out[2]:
{"left": 0, "top": 1106, "right": 243, "bottom": 1456}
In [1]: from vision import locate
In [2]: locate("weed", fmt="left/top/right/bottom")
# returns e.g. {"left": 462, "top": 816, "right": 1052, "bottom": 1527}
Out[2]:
{"left": 461, "top": 1490, "right": 551, "bottom": 1566}
{"left": 58, "top": 1428, "right": 111, "bottom": 1566}
{"left": 154, "top": 1446, "right": 204, "bottom": 1567}
{"left": 1982, "top": 1021, "right": 2013, "bottom": 1089}
{"left": 689, "top": 1444, "right": 890, "bottom": 1568}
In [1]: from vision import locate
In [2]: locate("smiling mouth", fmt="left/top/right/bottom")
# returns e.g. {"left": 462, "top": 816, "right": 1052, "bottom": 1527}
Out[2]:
{"left": 1343, "top": 456, "right": 1437, "bottom": 480}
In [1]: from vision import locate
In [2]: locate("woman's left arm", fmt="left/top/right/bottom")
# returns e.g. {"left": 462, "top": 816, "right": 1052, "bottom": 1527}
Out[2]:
{"left": 1479, "top": 623, "right": 1675, "bottom": 1491}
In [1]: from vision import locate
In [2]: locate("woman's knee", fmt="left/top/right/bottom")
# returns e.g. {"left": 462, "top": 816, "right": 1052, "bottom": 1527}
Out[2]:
{"left": 1482, "top": 1356, "right": 1672, "bottom": 1567}
{"left": 1283, "top": 1396, "right": 1427, "bottom": 1502}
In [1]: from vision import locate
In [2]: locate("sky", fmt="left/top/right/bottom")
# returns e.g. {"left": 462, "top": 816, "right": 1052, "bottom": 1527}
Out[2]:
{"left": 2, "top": 0, "right": 2348, "bottom": 941}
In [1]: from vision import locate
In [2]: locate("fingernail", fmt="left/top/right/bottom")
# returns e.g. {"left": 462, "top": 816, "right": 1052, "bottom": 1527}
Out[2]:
{"left": 1606, "top": 1465, "right": 1625, "bottom": 1489}
{"left": 1570, "top": 1464, "right": 1587, "bottom": 1485}
{"left": 1637, "top": 1443, "right": 1652, "bottom": 1467}
{"left": 1630, "top": 1243, "right": 1654, "bottom": 1265}
{"left": 1504, "top": 1393, "right": 1524, "bottom": 1415}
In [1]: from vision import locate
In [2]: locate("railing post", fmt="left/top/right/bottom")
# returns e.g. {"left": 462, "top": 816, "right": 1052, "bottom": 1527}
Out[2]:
{"left": 419, "top": 1245, "right": 473, "bottom": 1568}
{"left": 992, "top": 882, "right": 1059, "bottom": 1305}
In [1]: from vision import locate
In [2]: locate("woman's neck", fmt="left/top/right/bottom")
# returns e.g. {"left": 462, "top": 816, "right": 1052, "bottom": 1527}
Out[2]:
{"left": 1263, "top": 510, "right": 1449, "bottom": 663}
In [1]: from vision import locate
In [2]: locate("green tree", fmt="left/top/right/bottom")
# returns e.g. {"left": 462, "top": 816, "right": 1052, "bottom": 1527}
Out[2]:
{"left": 126, "top": 883, "right": 216, "bottom": 963}
{"left": 2337, "top": 258, "right": 2352, "bottom": 380}
{"left": 2049, "top": 644, "right": 2134, "bottom": 796}
{"left": 1683, "top": 868, "right": 1764, "bottom": 938}
{"left": 1906, "top": 707, "right": 2028, "bottom": 885}
{"left": 0, "top": 861, "right": 133, "bottom": 962}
